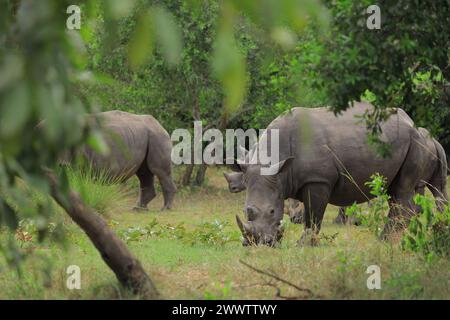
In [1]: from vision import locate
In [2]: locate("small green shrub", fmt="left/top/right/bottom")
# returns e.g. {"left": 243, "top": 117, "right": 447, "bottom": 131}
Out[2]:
{"left": 186, "top": 220, "right": 236, "bottom": 246}
{"left": 204, "top": 281, "right": 233, "bottom": 300}
{"left": 401, "top": 194, "right": 450, "bottom": 261}
{"left": 119, "top": 218, "right": 239, "bottom": 246}
{"left": 385, "top": 271, "right": 424, "bottom": 299}
{"left": 358, "top": 173, "right": 390, "bottom": 237}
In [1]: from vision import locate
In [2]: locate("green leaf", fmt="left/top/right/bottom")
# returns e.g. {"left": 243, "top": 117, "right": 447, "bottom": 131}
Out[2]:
{"left": 212, "top": 32, "right": 248, "bottom": 116}
{"left": 0, "top": 82, "right": 30, "bottom": 138}
{"left": 105, "top": 0, "right": 137, "bottom": 19}
{"left": 152, "top": 6, "right": 183, "bottom": 66}
{"left": 87, "top": 130, "right": 110, "bottom": 155}
{"left": 0, "top": 198, "right": 18, "bottom": 230}
{"left": 128, "top": 10, "right": 154, "bottom": 70}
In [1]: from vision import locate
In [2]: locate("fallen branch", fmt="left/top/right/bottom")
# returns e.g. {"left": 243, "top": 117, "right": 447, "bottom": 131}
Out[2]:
{"left": 239, "top": 259, "right": 316, "bottom": 299}
{"left": 46, "top": 169, "right": 159, "bottom": 299}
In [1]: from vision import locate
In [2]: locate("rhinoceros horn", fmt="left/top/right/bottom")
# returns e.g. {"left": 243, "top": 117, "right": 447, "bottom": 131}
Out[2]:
{"left": 236, "top": 214, "right": 252, "bottom": 239}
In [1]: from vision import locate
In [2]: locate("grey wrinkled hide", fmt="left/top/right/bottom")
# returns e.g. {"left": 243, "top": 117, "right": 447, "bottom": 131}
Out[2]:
{"left": 224, "top": 172, "right": 304, "bottom": 224}
{"left": 83, "top": 111, "right": 176, "bottom": 211}
{"left": 231, "top": 102, "right": 448, "bottom": 246}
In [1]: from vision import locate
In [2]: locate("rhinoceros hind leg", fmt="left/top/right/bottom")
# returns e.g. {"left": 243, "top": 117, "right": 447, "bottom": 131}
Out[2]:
{"left": 134, "top": 164, "right": 156, "bottom": 211}
{"left": 297, "top": 183, "right": 330, "bottom": 246}
{"left": 157, "top": 174, "right": 176, "bottom": 210}
{"left": 381, "top": 140, "right": 425, "bottom": 239}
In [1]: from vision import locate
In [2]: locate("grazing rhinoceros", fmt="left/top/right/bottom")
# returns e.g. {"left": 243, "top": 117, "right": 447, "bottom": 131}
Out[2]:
{"left": 230, "top": 102, "right": 448, "bottom": 246}
{"left": 224, "top": 172, "right": 304, "bottom": 223}
{"left": 224, "top": 170, "right": 361, "bottom": 225}
{"left": 82, "top": 111, "right": 177, "bottom": 211}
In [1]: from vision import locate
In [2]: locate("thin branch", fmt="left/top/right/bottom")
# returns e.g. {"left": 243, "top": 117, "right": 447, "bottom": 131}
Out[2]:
{"left": 239, "top": 259, "right": 316, "bottom": 299}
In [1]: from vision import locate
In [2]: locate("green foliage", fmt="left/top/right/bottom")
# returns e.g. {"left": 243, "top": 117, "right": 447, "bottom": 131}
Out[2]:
{"left": 319, "top": 0, "right": 450, "bottom": 154}
{"left": 204, "top": 280, "right": 233, "bottom": 299}
{"left": 402, "top": 194, "right": 450, "bottom": 261}
{"left": 0, "top": 0, "right": 114, "bottom": 266}
{"left": 81, "top": 0, "right": 329, "bottom": 133}
{"left": 1, "top": 0, "right": 86, "bottom": 232}
{"left": 385, "top": 271, "right": 424, "bottom": 299}
{"left": 118, "top": 218, "right": 239, "bottom": 246}
{"left": 14, "top": 219, "right": 65, "bottom": 248}
{"left": 187, "top": 220, "right": 236, "bottom": 246}
{"left": 358, "top": 173, "right": 390, "bottom": 237}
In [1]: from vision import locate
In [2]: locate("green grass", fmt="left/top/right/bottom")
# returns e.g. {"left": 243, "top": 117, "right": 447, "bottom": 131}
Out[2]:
{"left": 0, "top": 167, "right": 449, "bottom": 299}
{"left": 65, "top": 165, "right": 133, "bottom": 216}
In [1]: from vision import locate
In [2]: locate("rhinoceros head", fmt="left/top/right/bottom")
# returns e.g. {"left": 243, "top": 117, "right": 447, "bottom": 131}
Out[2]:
{"left": 234, "top": 157, "right": 293, "bottom": 247}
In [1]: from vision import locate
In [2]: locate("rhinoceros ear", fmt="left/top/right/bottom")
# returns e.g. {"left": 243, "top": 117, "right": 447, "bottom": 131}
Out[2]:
{"left": 261, "top": 157, "right": 294, "bottom": 176}
{"left": 223, "top": 171, "right": 243, "bottom": 184}
{"left": 223, "top": 172, "right": 245, "bottom": 193}
{"left": 225, "top": 158, "right": 247, "bottom": 172}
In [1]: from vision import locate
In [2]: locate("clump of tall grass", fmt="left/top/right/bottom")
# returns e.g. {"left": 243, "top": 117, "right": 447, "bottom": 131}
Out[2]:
{"left": 64, "top": 164, "right": 133, "bottom": 216}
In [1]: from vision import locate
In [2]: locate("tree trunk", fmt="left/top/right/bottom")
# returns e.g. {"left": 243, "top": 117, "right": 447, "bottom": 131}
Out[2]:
{"left": 181, "top": 164, "right": 194, "bottom": 186}
{"left": 46, "top": 171, "right": 159, "bottom": 299}
{"left": 194, "top": 164, "right": 208, "bottom": 186}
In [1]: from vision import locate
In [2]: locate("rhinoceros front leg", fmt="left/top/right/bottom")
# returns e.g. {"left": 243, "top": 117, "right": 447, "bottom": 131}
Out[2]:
{"left": 298, "top": 183, "right": 330, "bottom": 246}
{"left": 133, "top": 167, "right": 156, "bottom": 211}
{"left": 380, "top": 192, "right": 415, "bottom": 240}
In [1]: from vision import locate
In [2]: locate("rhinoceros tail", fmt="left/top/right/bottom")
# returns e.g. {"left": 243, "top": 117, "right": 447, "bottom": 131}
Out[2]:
{"left": 429, "top": 139, "right": 449, "bottom": 211}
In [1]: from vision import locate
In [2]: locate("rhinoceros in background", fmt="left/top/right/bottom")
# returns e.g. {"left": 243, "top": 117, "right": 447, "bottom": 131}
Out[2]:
{"left": 82, "top": 111, "right": 177, "bottom": 211}
{"left": 230, "top": 102, "right": 448, "bottom": 246}
{"left": 333, "top": 207, "right": 361, "bottom": 225}
{"left": 224, "top": 172, "right": 304, "bottom": 223}
{"left": 284, "top": 199, "right": 304, "bottom": 224}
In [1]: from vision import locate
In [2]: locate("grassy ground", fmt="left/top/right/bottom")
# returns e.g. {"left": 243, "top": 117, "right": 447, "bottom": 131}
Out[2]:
{"left": 0, "top": 167, "right": 449, "bottom": 299}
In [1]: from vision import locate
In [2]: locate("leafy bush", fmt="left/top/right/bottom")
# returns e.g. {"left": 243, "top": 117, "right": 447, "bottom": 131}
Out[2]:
{"left": 357, "top": 173, "right": 389, "bottom": 237}
{"left": 14, "top": 219, "right": 64, "bottom": 247}
{"left": 402, "top": 194, "right": 450, "bottom": 261}
{"left": 119, "top": 218, "right": 239, "bottom": 246}
{"left": 186, "top": 220, "right": 236, "bottom": 246}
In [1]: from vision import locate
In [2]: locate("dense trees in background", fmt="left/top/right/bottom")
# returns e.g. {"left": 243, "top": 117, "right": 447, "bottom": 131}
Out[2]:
{"left": 319, "top": 0, "right": 450, "bottom": 156}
